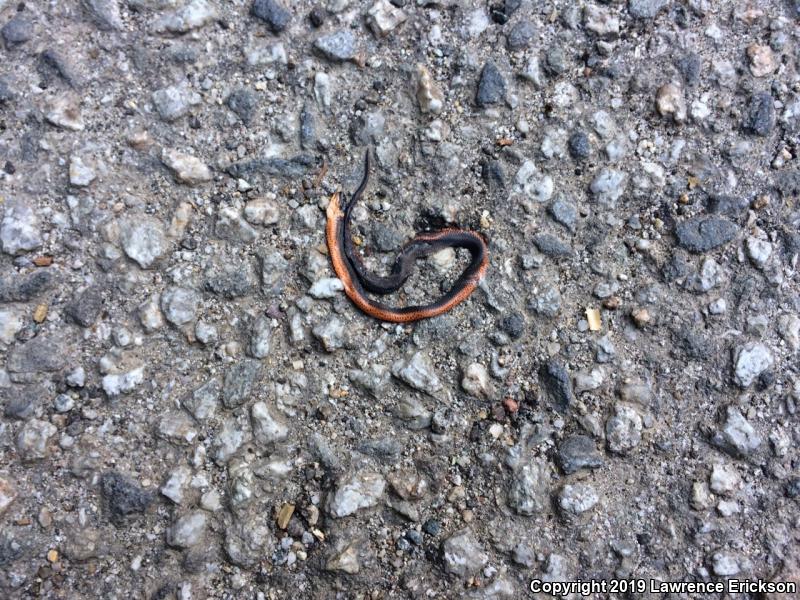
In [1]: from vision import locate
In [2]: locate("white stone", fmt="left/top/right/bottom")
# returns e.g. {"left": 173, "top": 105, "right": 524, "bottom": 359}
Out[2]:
{"left": 162, "top": 149, "right": 212, "bottom": 185}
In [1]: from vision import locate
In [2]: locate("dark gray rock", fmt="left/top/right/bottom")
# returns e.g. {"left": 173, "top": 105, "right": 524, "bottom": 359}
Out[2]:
{"left": 538, "top": 360, "right": 574, "bottom": 412}
{"left": 227, "top": 154, "right": 317, "bottom": 179}
{"left": 706, "top": 194, "right": 749, "bottom": 217}
{"left": 476, "top": 62, "right": 506, "bottom": 107}
{"left": 2, "top": 16, "right": 33, "bottom": 48}
{"left": 252, "top": 0, "right": 291, "bottom": 33}
{"left": 226, "top": 88, "right": 258, "bottom": 124}
{"left": 532, "top": 233, "right": 572, "bottom": 257}
{"left": 2, "top": 384, "right": 44, "bottom": 420}
{"left": 499, "top": 312, "right": 524, "bottom": 339}
{"left": 7, "top": 336, "right": 66, "bottom": 373}
{"left": 507, "top": 21, "right": 535, "bottom": 51}
{"left": 743, "top": 92, "right": 775, "bottom": 137}
{"left": 675, "top": 216, "right": 738, "bottom": 253}
{"left": 0, "top": 270, "right": 53, "bottom": 302}
{"left": 558, "top": 435, "right": 605, "bottom": 474}
{"left": 100, "top": 471, "right": 153, "bottom": 520}
{"left": 65, "top": 286, "right": 103, "bottom": 328}
{"left": 371, "top": 223, "right": 405, "bottom": 252}
{"left": 568, "top": 130, "right": 591, "bottom": 160}
{"left": 676, "top": 53, "right": 702, "bottom": 87}
{"left": 222, "top": 359, "right": 261, "bottom": 408}
{"left": 628, "top": 0, "right": 670, "bottom": 19}
{"left": 481, "top": 160, "right": 505, "bottom": 194}
{"left": 491, "top": 0, "right": 521, "bottom": 24}
{"left": 300, "top": 103, "right": 316, "bottom": 149}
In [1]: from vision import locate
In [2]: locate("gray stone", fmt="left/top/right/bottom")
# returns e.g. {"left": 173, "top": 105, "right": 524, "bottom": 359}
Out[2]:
{"left": 312, "top": 317, "right": 346, "bottom": 352}
{"left": 0, "top": 270, "right": 53, "bottom": 303}
{"left": 590, "top": 169, "right": 626, "bottom": 206}
{"left": 461, "top": 363, "right": 492, "bottom": 398}
{"left": 161, "top": 149, "right": 212, "bottom": 185}
{"left": 532, "top": 234, "right": 572, "bottom": 258}
{"left": 194, "top": 320, "right": 218, "bottom": 345}
{"left": 539, "top": 360, "right": 574, "bottom": 412}
{"left": 476, "top": 61, "right": 506, "bottom": 107}
{"left": 225, "top": 521, "right": 275, "bottom": 568}
{"left": 2, "top": 16, "right": 33, "bottom": 48}
{"left": 251, "top": 0, "right": 291, "bottom": 33}
{"left": 65, "top": 286, "right": 103, "bottom": 328}
{"left": 314, "top": 30, "right": 358, "bottom": 62}
{"left": 205, "top": 262, "right": 257, "bottom": 298}
{"left": 529, "top": 286, "right": 562, "bottom": 317}
{"left": 507, "top": 20, "right": 535, "bottom": 50}
{"left": 745, "top": 237, "right": 772, "bottom": 268}
{"left": 82, "top": 0, "right": 123, "bottom": 30}
{"left": 606, "top": 404, "right": 642, "bottom": 454}
{"left": 743, "top": 92, "right": 775, "bottom": 137}
{"left": 226, "top": 88, "right": 258, "bottom": 124}
{"left": 366, "top": 0, "right": 407, "bottom": 37}
{"left": 166, "top": 511, "right": 206, "bottom": 548}
{"left": 251, "top": 401, "right": 288, "bottom": 444}
{"left": 328, "top": 471, "right": 386, "bottom": 518}
{"left": 100, "top": 471, "right": 152, "bottom": 519}
{"left": 308, "top": 277, "right": 343, "bottom": 299}
{"left": 558, "top": 435, "right": 605, "bottom": 474}
{"left": 118, "top": 215, "right": 167, "bottom": 269}
{"left": 558, "top": 483, "right": 599, "bottom": 516}
{"left": 160, "top": 466, "right": 192, "bottom": 505}
{"left": 675, "top": 216, "right": 738, "bottom": 253}
{"left": 16, "top": 419, "right": 57, "bottom": 461}
{"left": 152, "top": 0, "right": 217, "bottom": 33}
{"left": 102, "top": 367, "right": 145, "bottom": 397}
{"left": 182, "top": 378, "right": 221, "bottom": 420}
{"left": 1, "top": 199, "right": 42, "bottom": 255}
{"left": 157, "top": 411, "right": 197, "bottom": 445}
{"left": 629, "top": 0, "right": 670, "bottom": 19}
{"left": 442, "top": 529, "right": 489, "bottom": 578}
{"left": 508, "top": 460, "right": 549, "bottom": 515}
{"left": 584, "top": 4, "right": 619, "bottom": 37}
{"left": 215, "top": 206, "right": 258, "bottom": 244}
{"left": 392, "top": 352, "right": 441, "bottom": 394}
{"left": 160, "top": 287, "right": 198, "bottom": 326}
{"left": 733, "top": 342, "right": 773, "bottom": 388}
{"left": 151, "top": 84, "right": 201, "bottom": 122}
{"left": 713, "top": 407, "right": 762, "bottom": 457}
{"left": 222, "top": 360, "right": 260, "bottom": 408}
{"left": 248, "top": 316, "right": 272, "bottom": 359}
{"left": 8, "top": 336, "right": 66, "bottom": 373}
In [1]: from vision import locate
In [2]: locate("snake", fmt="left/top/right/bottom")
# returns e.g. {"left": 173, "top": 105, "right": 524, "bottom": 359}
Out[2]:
{"left": 325, "top": 150, "right": 489, "bottom": 323}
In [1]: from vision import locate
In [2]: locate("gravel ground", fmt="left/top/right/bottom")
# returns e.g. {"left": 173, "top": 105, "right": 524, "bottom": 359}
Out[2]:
{"left": 1, "top": 0, "right": 799, "bottom": 598}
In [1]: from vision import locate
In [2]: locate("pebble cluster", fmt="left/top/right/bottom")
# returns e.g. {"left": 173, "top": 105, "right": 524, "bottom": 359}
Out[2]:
{"left": 1, "top": 0, "right": 799, "bottom": 598}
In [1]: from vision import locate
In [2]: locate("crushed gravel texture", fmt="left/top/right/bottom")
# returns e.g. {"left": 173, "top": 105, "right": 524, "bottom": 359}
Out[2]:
{"left": 1, "top": 0, "right": 800, "bottom": 598}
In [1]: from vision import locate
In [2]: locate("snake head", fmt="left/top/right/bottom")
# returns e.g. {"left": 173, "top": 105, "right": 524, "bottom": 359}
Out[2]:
{"left": 326, "top": 191, "right": 344, "bottom": 219}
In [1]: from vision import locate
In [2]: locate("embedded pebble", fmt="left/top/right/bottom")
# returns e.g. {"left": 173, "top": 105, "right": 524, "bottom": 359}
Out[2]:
{"left": 162, "top": 149, "right": 212, "bottom": 185}
{"left": 328, "top": 471, "right": 386, "bottom": 518}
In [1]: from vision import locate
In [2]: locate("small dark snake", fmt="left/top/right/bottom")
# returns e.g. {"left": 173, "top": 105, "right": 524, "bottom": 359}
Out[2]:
{"left": 326, "top": 151, "right": 489, "bottom": 323}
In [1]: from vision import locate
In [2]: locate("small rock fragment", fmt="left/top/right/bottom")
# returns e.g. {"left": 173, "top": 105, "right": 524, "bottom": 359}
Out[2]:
{"left": 251, "top": 0, "right": 291, "bottom": 33}
{"left": 656, "top": 83, "right": 687, "bottom": 123}
{"left": 162, "top": 149, "right": 212, "bottom": 185}
{"left": 366, "top": 0, "right": 407, "bottom": 37}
